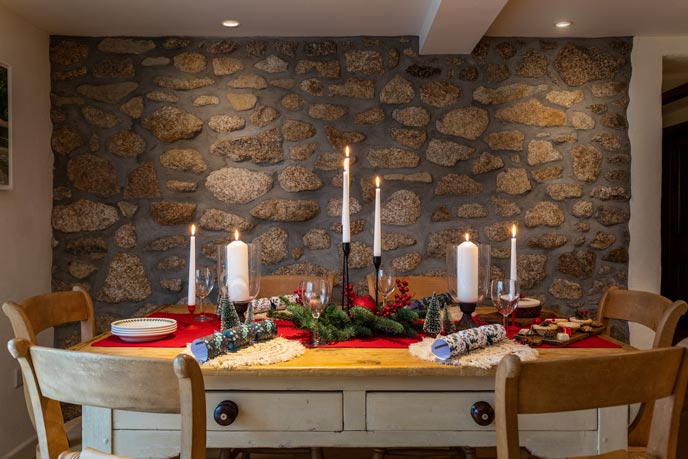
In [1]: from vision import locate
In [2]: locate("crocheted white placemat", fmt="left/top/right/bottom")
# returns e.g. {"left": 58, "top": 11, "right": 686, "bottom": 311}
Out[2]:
{"left": 189, "top": 337, "right": 306, "bottom": 369}
{"left": 409, "top": 337, "right": 539, "bottom": 369}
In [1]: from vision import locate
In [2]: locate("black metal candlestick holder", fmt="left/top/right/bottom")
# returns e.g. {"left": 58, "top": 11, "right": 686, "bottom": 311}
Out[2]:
{"left": 233, "top": 301, "right": 250, "bottom": 323}
{"left": 457, "top": 302, "right": 478, "bottom": 330}
{"left": 373, "top": 256, "right": 381, "bottom": 306}
{"left": 341, "top": 242, "right": 350, "bottom": 313}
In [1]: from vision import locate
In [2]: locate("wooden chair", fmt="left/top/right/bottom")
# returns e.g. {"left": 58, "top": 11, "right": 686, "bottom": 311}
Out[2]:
{"left": 2, "top": 286, "right": 96, "bottom": 454}
{"left": 366, "top": 275, "right": 448, "bottom": 300}
{"left": 8, "top": 338, "right": 206, "bottom": 459}
{"left": 596, "top": 286, "right": 688, "bottom": 446}
{"left": 259, "top": 273, "right": 336, "bottom": 299}
{"left": 495, "top": 347, "right": 688, "bottom": 459}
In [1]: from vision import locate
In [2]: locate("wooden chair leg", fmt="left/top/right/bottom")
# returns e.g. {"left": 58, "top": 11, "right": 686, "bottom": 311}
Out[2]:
{"left": 463, "top": 447, "right": 476, "bottom": 459}
{"left": 372, "top": 448, "right": 386, "bottom": 459}
{"left": 310, "top": 447, "right": 324, "bottom": 459}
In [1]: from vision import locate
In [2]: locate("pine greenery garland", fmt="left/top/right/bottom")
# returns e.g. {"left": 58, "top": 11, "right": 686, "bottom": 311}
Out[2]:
{"left": 267, "top": 295, "right": 419, "bottom": 344}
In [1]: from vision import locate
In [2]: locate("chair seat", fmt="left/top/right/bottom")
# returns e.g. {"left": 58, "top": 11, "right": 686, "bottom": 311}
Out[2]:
{"left": 569, "top": 449, "right": 656, "bottom": 459}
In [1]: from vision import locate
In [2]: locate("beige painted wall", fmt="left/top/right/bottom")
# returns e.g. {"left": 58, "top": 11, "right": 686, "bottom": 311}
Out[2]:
{"left": 0, "top": 4, "right": 52, "bottom": 459}
{"left": 627, "top": 36, "right": 688, "bottom": 348}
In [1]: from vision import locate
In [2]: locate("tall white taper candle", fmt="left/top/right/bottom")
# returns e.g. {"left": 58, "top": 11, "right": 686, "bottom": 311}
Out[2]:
{"left": 373, "top": 176, "right": 381, "bottom": 256}
{"left": 187, "top": 224, "right": 196, "bottom": 306}
{"left": 342, "top": 146, "right": 351, "bottom": 243}
{"left": 510, "top": 224, "right": 517, "bottom": 280}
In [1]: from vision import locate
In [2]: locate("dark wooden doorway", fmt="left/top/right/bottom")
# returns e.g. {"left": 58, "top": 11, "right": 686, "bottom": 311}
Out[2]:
{"left": 661, "top": 120, "right": 688, "bottom": 344}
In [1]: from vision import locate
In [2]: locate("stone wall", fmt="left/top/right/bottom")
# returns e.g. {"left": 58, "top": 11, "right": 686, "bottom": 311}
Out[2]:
{"left": 49, "top": 35, "right": 632, "bottom": 331}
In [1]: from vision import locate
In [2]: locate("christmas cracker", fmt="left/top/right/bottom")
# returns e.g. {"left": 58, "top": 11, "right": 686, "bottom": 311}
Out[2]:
{"left": 190, "top": 320, "right": 278, "bottom": 363}
{"left": 430, "top": 324, "right": 507, "bottom": 360}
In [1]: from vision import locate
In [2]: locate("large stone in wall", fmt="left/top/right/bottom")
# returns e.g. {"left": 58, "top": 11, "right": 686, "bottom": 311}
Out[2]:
{"left": 120, "top": 96, "right": 144, "bottom": 118}
{"left": 345, "top": 50, "right": 384, "bottom": 75}
{"left": 380, "top": 76, "right": 415, "bottom": 104}
{"left": 205, "top": 39, "right": 239, "bottom": 54}
{"left": 496, "top": 168, "right": 532, "bottom": 195}
{"left": 290, "top": 143, "right": 317, "bottom": 160}
{"left": 275, "top": 263, "right": 331, "bottom": 277}
{"left": 528, "top": 233, "right": 568, "bottom": 249}
{"left": 485, "top": 130, "right": 524, "bottom": 151}
{"left": 150, "top": 202, "right": 197, "bottom": 225}
{"left": 255, "top": 227, "right": 288, "bottom": 265}
{"left": 114, "top": 224, "right": 137, "bottom": 249}
{"left": 173, "top": 51, "right": 207, "bottom": 73}
{"left": 485, "top": 222, "right": 514, "bottom": 242}
{"left": 283, "top": 119, "right": 317, "bottom": 141}
{"left": 518, "top": 254, "right": 548, "bottom": 289}
{"left": 524, "top": 201, "right": 565, "bottom": 227}
{"left": 572, "top": 111, "right": 595, "bottom": 130}
{"left": 50, "top": 40, "right": 88, "bottom": 65}
{"left": 368, "top": 147, "right": 420, "bottom": 168}
{"left": 381, "top": 190, "right": 421, "bottom": 226}
{"left": 340, "top": 241, "right": 373, "bottom": 269}
{"left": 212, "top": 57, "right": 244, "bottom": 76}
{"left": 495, "top": 99, "right": 566, "bottom": 127}
{"left": 591, "top": 186, "right": 631, "bottom": 201}
{"left": 296, "top": 60, "right": 341, "bottom": 78}
{"left": 205, "top": 167, "right": 273, "bottom": 204}
{"left": 124, "top": 161, "right": 161, "bottom": 198}
{"left": 208, "top": 115, "right": 245, "bottom": 133}
{"left": 228, "top": 74, "right": 268, "bottom": 89}
{"left": 383, "top": 233, "right": 416, "bottom": 251}
{"left": 383, "top": 172, "right": 432, "bottom": 183}
{"left": 326, "top": 126, "right": 366, "bottom": 148}
{"left": 546, "top": 90, "right": 584, "bottom": 107}
{"left": 98, "top": 38, "right": 155, "bottom": 54}
{"left": 54, "top": 67, "right": 88, "bottom": 81}
{"left": 144, "top": 235, "right": 188, "bottom": 251}
{"left": 592, "top": 133, "right": 622, "bottom": 151}
{"left": 437, "top": 107, "right": 489, "bottom": 140}
{"left": 472, "top": 152, "right": 504, "bottom": 175}
{"left": 558, "top": 250, "right": 596, "bottom": 278}
{"left": 52, "top": 126, "right": 84, "bottom": 155}
{"left": 547, "top": 183, "right": 583, "bottom": 201}
{"left": 549, "top": 279, "right": 583, "bottom": 300}
{"left": 157, "top": 256, "right": 186, "bottom": 272}
{"left": 392, "top": 107, "right": 430, "bottom": 127}
{"left": 571, "top": 145, "right": 603, "bottom": 182}
{"left": 491, "top": 197, "right": 521, "bottom": 217}
{"left": 315, "top": 152, "right": 357, "bottom": 171}
{"left": 327, "top": 198, "right": 362, "bottom": 217}
{"left": 67, "top": 154, "right": 119, "bottom": 197}
{"left": 328, "top": 78, "right": 375, "bottom": 99}
{"left": 393, "top": 252, "right": 422, "bottom": 273}
{"left": 65, "top": 236, "right": 108, "bottom": 259}
{"left": 308, "top": 104, "right": 347, "bottom": 121}
{"left": 153, "top": 76, "right": 215, "bottom": 90}
{"left": 96, "top": 253, "right": 152, "bottom": 303}
{"left": 331, "top": 219, "right": 365, "bottom": 235}
{"left": 426, "top": 139, "right": 475, "bottom": 166}
{"left": 532, "top": 166, "right": 563, "bottom": 183}
{"left": 142, "top": 106, "right": 203, "bottom": 142}
{"left": 388, "top": 128, "right": 427, "bottom": 149}
{"left": 355, "top": 107, "right": 385, "bottom": 124}
{"left": 596, "top": 205, "right": 629, "bottom": 226}
{"left": 515, "top": 50, "right": 548, "bottom": 77}
{"left": 592, "top": 82, "right": 627, "bottom": 98}
{"left": 160, "top": 149, "right": 207, "bottom": 173}
{"left": 281, "top": 93, "right": 304, "bottom": 111}
{"left": 553, "top": 43, "right": 623, "bottom": 87}
{"left": 210, "top": 128, "right": 283, "bottom": 164}
{"left": 52, "top": 200, "right": 119, "bottom": 233}
{"left": 107, "top": 130, "right": 146, "bottom": 157}
{"left": 435, "top": 174, "right": 483, "bottom": 196}
{"left": 77, "top": 82, "right": 138, "bottom": 104}
{"left": 420, "top": 81, "right": 462, "bottom": 107}
{"left": 255, "top": 55, "right": 289, "bottom": 73}
{"left": 472, "top": 83, "right": 548, "bottom": 105}
{"left": 426, "top": 229, "right": 468, "bottom": 258}
{"left": 251, "top": 106, "right": 281, "bottom": 127}
{"left": 199, "top": 209, "right": 253, "bottom": 232}
{"left": 303, "top": 229, "right": 331, "bottom": 250}
{"left": 278, "top": 165, "right": 324, "bottom": 192}
{"left": 250, "top": 199, "right": 320, "bottom": 222}
{"left": 527, "top": 140, "right": 563, "bottom": 165}
{"left": 81, "top": 106, "right": 120, "bottom": 128}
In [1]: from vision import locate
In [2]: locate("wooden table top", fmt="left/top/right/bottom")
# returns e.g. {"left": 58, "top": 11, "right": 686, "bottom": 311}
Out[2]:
{"left": 73, "top": 304, "right": 633, "bottom": 378}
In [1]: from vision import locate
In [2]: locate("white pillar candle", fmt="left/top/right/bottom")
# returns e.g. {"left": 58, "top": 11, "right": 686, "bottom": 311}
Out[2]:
{"left": 187, "top": 224, "right": 196, "bottom": 306}
{"left": 373, "top": 176, "right": 381, "bottom": 256}
{"left": 342, "top": 146, "right": 351, "bottom": 243}
{"left": 227, "top": 230, "right": 250, "bottom": 302}
{"left": 510, "top": 224, "right": 518, "bottom": 281}
{"left": 457, "top": 234, "right": 479, "bottom": 303}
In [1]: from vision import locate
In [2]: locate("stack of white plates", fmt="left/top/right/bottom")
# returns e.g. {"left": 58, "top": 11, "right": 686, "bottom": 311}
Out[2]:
{"left": 111, "top": 318, "right": 177, "bottom": 343}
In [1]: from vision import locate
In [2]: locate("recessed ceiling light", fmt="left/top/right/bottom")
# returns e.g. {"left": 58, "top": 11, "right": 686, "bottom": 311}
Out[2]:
{"left": 222, "top": 19, "right": 240, "bottom": 28}
{"left": 555, "top": 20, "right": 573, "bottom": 28}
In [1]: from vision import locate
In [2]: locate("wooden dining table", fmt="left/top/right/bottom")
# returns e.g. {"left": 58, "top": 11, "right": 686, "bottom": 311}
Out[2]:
{"left": 73, "top": 304, "right": 633, "bottom": 459}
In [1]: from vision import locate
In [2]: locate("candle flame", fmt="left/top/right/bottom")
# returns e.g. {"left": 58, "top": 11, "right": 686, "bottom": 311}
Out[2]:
{"left": 191, "top": 224, "right": 196, "bottom": 236}
{"left": 234, "top": 230, "right": 239, "bottom": 241}
{"left": 465, "top": 233, "right": 469, "bottom": 242}
{"left": 512, "top": 224, "right": 517, "bottom": 238}
{"left": 375, "top": 176, "right": 380, "bottom": 188}
{"left": 345, "top": 146, "right": 350, "bottom": 158}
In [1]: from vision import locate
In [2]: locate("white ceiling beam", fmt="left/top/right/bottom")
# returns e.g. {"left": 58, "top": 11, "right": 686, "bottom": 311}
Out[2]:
{"left": 419, "top": 0, "right": 509, "bottom": 55}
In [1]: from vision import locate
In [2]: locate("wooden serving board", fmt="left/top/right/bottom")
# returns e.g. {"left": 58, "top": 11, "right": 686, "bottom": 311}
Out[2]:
{"left": 476, "top": 309, "right": 557, "bottom": 327}
{"left": 515, "top": 325, "right": 606, "bottom": 347}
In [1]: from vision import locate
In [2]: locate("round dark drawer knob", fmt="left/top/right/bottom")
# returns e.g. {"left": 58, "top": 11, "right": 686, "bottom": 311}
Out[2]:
{"left": 214, "top": 400, "right": 239, "bottom": 426}
{"left": 470, "top": 401, "right": 494, "bottom": 426}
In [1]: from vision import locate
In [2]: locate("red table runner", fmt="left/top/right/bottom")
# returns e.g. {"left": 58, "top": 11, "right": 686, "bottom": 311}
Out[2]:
{"left": 93, "top": 312, "right": 620, "bottom": 350}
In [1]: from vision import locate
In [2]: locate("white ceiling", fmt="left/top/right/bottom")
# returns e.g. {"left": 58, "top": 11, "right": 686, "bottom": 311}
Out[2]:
{"left": 1, "top": 0, "right": 688, "bottom": 55}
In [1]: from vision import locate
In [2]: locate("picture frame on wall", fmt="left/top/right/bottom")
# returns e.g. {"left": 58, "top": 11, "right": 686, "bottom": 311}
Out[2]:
{"left": 0, "top": 61, "right": 11, "bottom": 190}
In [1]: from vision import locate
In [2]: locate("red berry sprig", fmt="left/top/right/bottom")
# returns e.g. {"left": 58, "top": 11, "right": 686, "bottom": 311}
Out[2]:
{"left": 378, "top": 279, "right": 411, "bottom": 317}
{"left": 344, "top": 282, "right": 357, "bottom": 305}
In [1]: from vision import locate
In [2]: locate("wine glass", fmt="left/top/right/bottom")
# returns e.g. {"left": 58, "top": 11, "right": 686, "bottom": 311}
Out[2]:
{"left": 195, "top": 267, "right": 215, "bottom": 322}
{"left": 376, "top": 266, "right": 395, "bottom": 305}
{"left": 300, "top": 279, "right": 328, "bottom": 346}
{"left": 490, "top": 279, "right": 520, "bottom": 329}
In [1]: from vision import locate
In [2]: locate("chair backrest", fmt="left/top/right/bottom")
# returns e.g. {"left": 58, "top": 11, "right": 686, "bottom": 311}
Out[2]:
{"left": 596, "top": 286, "right": 688, "bottom": 348}
{"left": 8, "top": 338, "right": 206, "bottom": 459}
{"left": 366, "top": 274, "right": 448, "bottom": 300}
{"left": 258, "top": 274, "right": 336, "bottom": 299}
{"left": 2, "top": 286, "right": 96, "bottom": 344}
{"left": 494, "top": 347, "right": 688, "bottom": 459}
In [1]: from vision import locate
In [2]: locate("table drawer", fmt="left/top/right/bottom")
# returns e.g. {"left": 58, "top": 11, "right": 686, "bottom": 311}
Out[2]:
{"left": 366, "top": 392, "right": 597, "bottom": 431}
